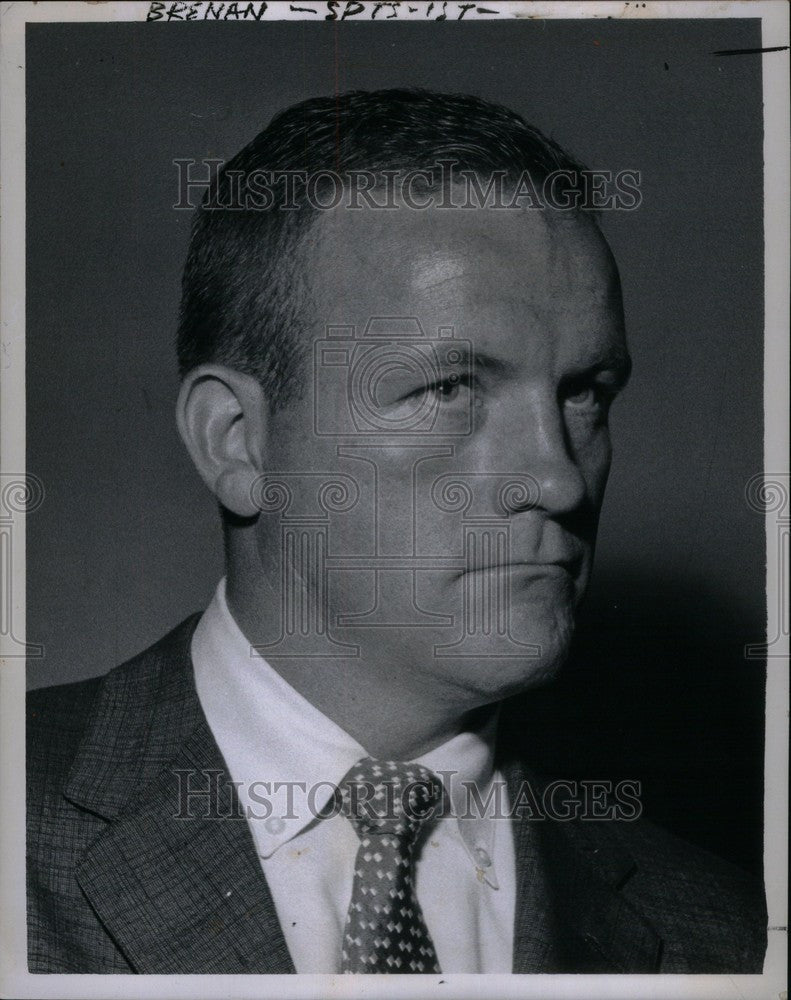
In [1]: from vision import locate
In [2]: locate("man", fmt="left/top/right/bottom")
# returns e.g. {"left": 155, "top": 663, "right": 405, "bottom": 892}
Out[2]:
{"left": 27, "top": 89, "right": 766, "bottom": 975}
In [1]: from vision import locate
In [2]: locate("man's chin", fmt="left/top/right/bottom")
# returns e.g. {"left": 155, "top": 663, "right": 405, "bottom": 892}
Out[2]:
{"left": 428, "top": 620, "right": 575, "bottom": 706}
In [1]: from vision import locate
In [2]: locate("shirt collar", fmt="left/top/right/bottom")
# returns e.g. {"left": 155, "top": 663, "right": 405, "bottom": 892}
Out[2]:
{"left": 192, "top": 578, "right": 502, "bottom": 886}
{"left": 417, "top": 710, "right": 502, "bottom": 889}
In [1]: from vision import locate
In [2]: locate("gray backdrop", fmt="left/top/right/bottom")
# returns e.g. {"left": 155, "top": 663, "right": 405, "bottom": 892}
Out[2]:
{"left": 26, "top": 18, "right": 765, "bottom": 873}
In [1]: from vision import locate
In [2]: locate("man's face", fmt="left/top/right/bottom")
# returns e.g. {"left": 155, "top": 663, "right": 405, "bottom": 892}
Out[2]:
{"left": 254, "top": 199, "right": 628, "bottom": 708}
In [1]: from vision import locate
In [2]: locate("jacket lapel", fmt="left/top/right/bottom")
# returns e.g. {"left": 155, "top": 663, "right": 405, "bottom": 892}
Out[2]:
{"left": 502, "top": 756, "right": 663, "bottom": 973}
{"left": 64, "top": 616, "right": 295, "bottom": 974}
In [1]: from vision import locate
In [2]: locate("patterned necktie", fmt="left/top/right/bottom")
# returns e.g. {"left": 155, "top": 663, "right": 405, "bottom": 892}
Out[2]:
{"left": 338, "top": 757, "right": 444, "bottom": 974}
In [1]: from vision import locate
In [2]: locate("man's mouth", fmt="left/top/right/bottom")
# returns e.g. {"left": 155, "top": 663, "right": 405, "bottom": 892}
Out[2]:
{"left": 459, "top": 554, "right": 584, "bottom": 579}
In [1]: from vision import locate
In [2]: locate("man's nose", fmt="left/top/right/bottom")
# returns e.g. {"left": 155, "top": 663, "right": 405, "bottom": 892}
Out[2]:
{"left": 490, "top": 396, "right": 588, "bottom": 518}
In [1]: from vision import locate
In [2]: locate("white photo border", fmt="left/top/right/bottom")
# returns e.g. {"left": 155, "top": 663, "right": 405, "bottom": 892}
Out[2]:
{"left": 1, "top": 2, "right": 787, "bottom": 998}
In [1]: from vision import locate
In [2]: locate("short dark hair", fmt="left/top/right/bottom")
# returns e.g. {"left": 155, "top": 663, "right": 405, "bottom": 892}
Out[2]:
{"left": 176, "top": 88, "right": 587, "bottom": 409}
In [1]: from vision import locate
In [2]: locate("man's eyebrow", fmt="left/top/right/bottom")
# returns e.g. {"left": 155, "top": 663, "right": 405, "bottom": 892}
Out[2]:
{"left": 529, "top": 338, "right": 630, "bottom": 385}
{"left": 445, "top": 348, "right": 632, "bottom": 384}
{"left": 578, "top": 347, "right": 633, "bottom": 386}
{"left": 439, "top": 349, "right": 510, "bottom": 377}
{"left": 473, "top": 352, "right": 511, "bottom": 377}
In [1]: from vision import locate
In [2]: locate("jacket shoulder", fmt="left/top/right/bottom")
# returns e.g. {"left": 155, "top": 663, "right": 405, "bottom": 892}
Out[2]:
{"left": 27, "top": 674, "right": 104, "bottom": 738}
{"left": 26, "top": 615, "right": 201, "bottom": 972}
{"left": 610, "top": 816, "right": 767, "bottom": 972}
{"left": 27, "top": 676, "right": 105, "bottom": 790}
{"left": 27, "top": 614, "right": 202, "bottom": 765}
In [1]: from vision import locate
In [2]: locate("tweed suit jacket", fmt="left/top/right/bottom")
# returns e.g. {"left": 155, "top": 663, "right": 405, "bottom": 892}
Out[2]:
{"left": 27, "top": 614, "right": 767, "bottom": 974}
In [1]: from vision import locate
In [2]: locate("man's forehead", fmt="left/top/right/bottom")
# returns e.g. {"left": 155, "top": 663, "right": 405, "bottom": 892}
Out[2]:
{"left": 305, "top": 201, "right": 618, "bottom": 316}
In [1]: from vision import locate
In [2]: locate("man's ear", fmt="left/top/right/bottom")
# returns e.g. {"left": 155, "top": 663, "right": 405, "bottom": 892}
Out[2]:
{"left": 176, "top": 364, "right": 267, "bottom": 518}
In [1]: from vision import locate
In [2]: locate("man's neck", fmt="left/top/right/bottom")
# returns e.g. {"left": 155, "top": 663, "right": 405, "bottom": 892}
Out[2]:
{"left": 225, "top": 573, "right": 492, "bottom": 760}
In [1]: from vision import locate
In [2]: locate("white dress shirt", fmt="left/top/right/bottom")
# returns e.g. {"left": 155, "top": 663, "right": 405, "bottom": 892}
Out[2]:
{"left": 192, "top": 578, "right": 516, "bottom": 973}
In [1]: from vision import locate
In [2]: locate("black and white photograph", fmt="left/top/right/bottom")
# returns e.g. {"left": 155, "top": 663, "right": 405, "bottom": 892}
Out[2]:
{"left": 0, "top": 2, "right": 787, "bottom": 998}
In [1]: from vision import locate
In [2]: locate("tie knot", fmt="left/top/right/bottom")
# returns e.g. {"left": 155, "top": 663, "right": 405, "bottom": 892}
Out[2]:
{"left": 338, "top": 757, "right": 444, "bottom": 839}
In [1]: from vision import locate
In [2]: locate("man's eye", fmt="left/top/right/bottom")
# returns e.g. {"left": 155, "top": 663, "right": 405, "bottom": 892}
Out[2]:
{"left": 563, "top": 384, "right": 616, "bottom": 420}
{"left": 432, "top": 376, "right": 462, "bottom": 401}
{"left": 563, "top": 382, "right": 618, "bottom": 412}
{"left": 405, "top": 374, "right": 466, "bottom": 402}
{"left": 565, "top": 386, "right": 597, "bottom": 408}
